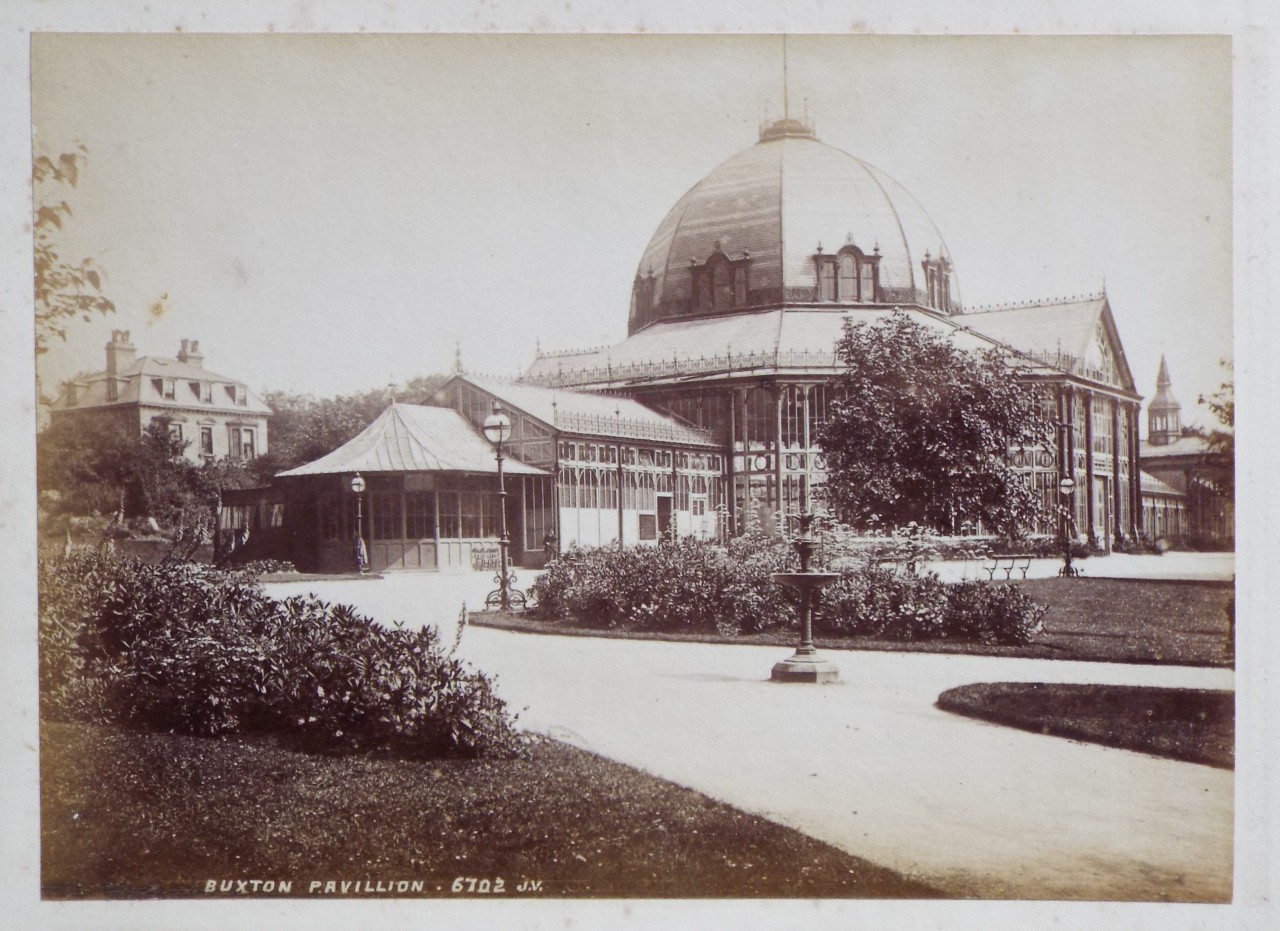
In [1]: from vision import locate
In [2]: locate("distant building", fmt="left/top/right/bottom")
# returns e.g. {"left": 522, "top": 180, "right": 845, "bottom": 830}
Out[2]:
{"left": 1139, "top": 357, "right": 1233, "bottom": 546}
{"left": 48, "top": 330, "right": 271, "bottom": 465}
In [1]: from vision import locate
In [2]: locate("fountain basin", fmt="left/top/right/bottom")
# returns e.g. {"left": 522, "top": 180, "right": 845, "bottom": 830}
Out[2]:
{"left": 772, "top": 571, "right": 841, "bottom": 592}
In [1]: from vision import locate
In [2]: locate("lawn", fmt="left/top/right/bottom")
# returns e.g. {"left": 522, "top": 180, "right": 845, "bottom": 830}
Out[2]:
{"left": 1021, "top": 578, "right": 1233, "bottom": 666}
{"left": 936, "top": 683, "right": 1234, "bottom": 769}
{"left": 41, "top": 722, "right": 939, "bottom": 900}
{"left": 478, "top": 577, "right": 1234, "bottom": 667}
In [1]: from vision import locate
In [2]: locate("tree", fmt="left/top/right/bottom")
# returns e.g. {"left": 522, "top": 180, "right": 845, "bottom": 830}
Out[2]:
{"left": 38, "top": 417, "right": 255, "bottom": 533}
{"left": 1197, "top": 359, "right": 1234, "bottom": 498}
{"left": 254, "top": 375, "right": 449, "bottom": 478}
{"left": 816, "top": 311, "right": 1053, "bottom": 537}
{"left": 33, "top": 148, "right": 115, "bottom": 354}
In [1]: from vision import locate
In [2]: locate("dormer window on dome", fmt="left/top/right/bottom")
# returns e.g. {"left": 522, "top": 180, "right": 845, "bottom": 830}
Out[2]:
{"left": 689, "top": 242, "right": 751, "bottom": 312}
{"left": 921, "top": 250, "right": 954, "bottom": 313}
{"left": 813, "top": 239, "right": 880, "bottom": 303}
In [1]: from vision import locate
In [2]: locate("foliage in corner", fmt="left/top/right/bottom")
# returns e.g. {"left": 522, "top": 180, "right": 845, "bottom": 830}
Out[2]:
{"left": 817, "top": 310, "right": 1053, "bottom": 538}
{"left": 34, "top": 148, "right": 115, "bottom": 355}
{"left": 1196, "top": 358, "right": 1234, "bottom": 499}
{"left": 38, "top": 550, "right": 522, "bottom": 758}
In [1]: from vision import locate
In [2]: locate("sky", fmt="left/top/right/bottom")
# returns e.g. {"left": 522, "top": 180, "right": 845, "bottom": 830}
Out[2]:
{"left": 32, "top": 33, "right": 1233, "bottom": 430}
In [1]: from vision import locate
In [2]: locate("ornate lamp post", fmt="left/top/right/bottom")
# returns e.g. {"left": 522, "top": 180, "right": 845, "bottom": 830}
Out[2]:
{"left": 1055, "top": 419, "right": 1080, "bottom": 579}
{"left": 350, "top": 472, "right": 368, "bottom": 574}
{"left": 1058, "top": 475, "right": 1078, "bottom": 578}
{"left": 482, "top": 401, "right": 524, "bottom": 611}
{"left": 771, "top": 474, "right": 840, "bottom": 683}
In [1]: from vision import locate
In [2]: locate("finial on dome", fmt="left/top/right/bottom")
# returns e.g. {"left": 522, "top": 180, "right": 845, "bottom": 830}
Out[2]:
{"left": 845, "top": 231, "right": 854, "bottom": 245}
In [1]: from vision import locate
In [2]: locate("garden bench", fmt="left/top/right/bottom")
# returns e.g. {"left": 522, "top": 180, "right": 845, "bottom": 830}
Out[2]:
{"left": 983, "top": 554, "right": 1033, "bottom": 580}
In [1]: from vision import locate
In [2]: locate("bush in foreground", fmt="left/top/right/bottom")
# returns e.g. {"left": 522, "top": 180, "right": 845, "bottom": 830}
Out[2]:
{"left": 39, "top": 551, "right": 520, "bottom": 757}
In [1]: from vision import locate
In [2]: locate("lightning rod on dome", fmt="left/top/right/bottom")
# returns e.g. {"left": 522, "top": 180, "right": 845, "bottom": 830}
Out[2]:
{"left": 782, "top": 34, "right": 789, "bottom": 123}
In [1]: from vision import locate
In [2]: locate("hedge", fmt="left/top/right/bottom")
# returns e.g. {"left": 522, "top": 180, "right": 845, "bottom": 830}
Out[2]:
{"left": 39, "top": 550, "right": 521, "bottom": 758}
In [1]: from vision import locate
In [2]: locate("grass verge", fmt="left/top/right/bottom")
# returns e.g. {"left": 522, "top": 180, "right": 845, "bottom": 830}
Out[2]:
{"left": 936, "top": 683, "right": 1234, "bottom": 769}
{"left": 479, "top": 578, "right": 1233, "bottom": 667}
{"left": 41, "top": 721, "right": 939, "bottom": 900}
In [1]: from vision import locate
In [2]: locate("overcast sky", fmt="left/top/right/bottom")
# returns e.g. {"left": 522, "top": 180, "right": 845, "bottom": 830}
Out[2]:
{"left": 32, "top": 33, "right": 1232, "bottom": 429}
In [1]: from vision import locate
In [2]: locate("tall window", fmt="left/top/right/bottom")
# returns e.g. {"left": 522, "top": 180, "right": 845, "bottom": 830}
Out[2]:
{"left": 819, "top": 260, "right": 837, "bottom": 301}
{"left": 168, "top": 422, "right": 183, "bottom": 443}
{"left": 227, "top": 427, "right": 257, "bottom": 460}
{"left": 200, "top": 426, "right": 214, "bottom": 457}
{"left": 405, "top": 492, "right": 435, "bottom": 539}
{"left": 839, "top": 254, "right": 857, "bottom": 297}
{"left": 370, "top": 492, "right": 403, "bottom": 541}
{"left": 712, "top": 260, "right": 732, "bottom": 307}
{"left": 438, "top": 492, "right": 460, "bottom": 538}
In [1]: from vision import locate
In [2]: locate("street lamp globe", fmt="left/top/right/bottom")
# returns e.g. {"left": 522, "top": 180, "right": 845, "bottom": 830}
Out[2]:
{"left": 1058, "top": 476, "right": 1076, "bottom": 497}
{"left": 482, "top": 402, "right": 511, "bottom": 446}
{"left": 350, "top": 472, "right": 366, "bottom": 495}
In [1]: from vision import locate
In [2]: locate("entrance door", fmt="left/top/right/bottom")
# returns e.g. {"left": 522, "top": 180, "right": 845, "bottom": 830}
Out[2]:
{"left": 656, "top": 495, "right": 672, "bottom": 540}
{"left": 1092, "top": 476, "right": 1111, "bottom": 553}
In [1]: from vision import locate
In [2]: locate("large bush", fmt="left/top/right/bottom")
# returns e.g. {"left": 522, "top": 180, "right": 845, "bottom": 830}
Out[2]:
{"left": 817, "top": 563, "right": 948, "bottom": 640}
{"left": 532, "top": 533, "right": 796, "bottom": 634}
{"left": 38, "top": 551, "right": 520, "bottom": 757}
{"left": 532, "top": 534, "right": 1046, "bottom": 646}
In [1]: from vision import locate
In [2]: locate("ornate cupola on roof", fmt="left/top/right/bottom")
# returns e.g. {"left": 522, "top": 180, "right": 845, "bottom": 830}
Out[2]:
{"left": 628, "top": 116, "right": 961, "bottom": 335}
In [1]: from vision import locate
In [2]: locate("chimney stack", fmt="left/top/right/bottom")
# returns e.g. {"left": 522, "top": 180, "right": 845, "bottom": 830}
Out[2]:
{"left": 105, "top": 330, "right": 136, "bottom": 377}
{"left": 178, "top": 337, "right": 204, "bottom": 368}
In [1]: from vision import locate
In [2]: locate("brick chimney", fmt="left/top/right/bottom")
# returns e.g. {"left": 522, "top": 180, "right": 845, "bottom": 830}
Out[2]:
{"left": 178, "top": 338, "right": 204, "bottom": 368}
{"left": 105, "top": 330, "right": 136, "bottom": 377}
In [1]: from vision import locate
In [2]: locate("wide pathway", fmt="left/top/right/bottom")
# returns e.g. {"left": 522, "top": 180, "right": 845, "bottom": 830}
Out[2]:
{"left": 927, "top": 550, "right": 1235, "bottom": 582}
{"left": 265, "top": 571, "right": 1234, "bottom": 901}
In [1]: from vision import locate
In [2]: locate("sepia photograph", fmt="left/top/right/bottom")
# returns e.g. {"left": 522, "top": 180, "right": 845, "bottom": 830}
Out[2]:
{"left": 5, "top": 5, "right": 1276, "bottom": 930}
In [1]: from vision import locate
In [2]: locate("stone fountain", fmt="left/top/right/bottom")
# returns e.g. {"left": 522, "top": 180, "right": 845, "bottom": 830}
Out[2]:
{"left": 771, "top": 497, "right": 841, "bottom": 684}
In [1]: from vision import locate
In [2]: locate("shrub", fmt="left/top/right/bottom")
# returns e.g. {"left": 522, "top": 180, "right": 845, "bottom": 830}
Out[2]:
{"left": 530, "top": 534, "right": 1050, "bottom": 647}
{"left": 38, "top": 551, "right": 521, "bottom": 757}
{"left": 943, "top": 581, "right": 1047, "bottom": 645}
{"left": 817, "top": 564, "right": 948, "bottom": 640}
{"left": 531, "top": 534, "right": 797, "bottom": 634}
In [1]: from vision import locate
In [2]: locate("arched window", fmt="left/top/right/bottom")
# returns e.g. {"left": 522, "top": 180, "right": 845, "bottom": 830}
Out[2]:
{"left": 712, "top": 259, "right": 733, "bottom": 307}
{"left": 859, "top": 261, "right": 875, "bottom": 301}
{"left": 839, "top": 254, "right": 857, "bottom": 298}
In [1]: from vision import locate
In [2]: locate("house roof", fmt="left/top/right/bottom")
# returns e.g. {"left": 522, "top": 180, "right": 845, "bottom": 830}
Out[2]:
{"left": 1140, "top": 470, "right": 1185, "bottom": 497}
{"left": 51, "top": 354, "right": 272, "bottom": 416}
{"left": 954, "top": 294, "right": 1136, "bottom": 392}
{"left": 1141, "top": 434, "right": 1212, "bottom": 459}
{"left": 456, "top": 375, "right": 719, "bottom": 447}
{"left": 276, "top": 403, "right": 546, "bottom": 478}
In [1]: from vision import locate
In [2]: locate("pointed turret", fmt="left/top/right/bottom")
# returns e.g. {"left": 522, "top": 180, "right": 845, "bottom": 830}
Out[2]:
{"left": 1147, "top": 355, "right": 1182, "bottom": 446}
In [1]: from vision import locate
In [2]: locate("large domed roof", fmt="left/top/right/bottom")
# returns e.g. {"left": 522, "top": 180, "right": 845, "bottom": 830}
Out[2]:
{"left": 628, "top": 119, "right": 960, "bottom": 335}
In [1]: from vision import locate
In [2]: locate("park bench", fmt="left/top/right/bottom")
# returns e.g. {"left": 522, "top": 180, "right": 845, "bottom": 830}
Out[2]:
{"left": 983, "top": 554, "right": 1033, "bottom": 580}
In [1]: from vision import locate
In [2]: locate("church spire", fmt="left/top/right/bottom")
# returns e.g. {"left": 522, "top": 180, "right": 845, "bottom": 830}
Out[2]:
{"left": 1147, "top": 355, "right": 1181, "bottom": 446}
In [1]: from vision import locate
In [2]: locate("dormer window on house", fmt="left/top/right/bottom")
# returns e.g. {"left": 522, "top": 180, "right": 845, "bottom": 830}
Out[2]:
{"left": 814, "top": 241, "right": 880, "bottom": 303}
{"left": 690, "top": 243, "right": 750, "bottom": 312}
{"left": 153, "top": 377, "right": 176, "bottom": 400}
{"left": 225, "top": 384, "right": 248, "bottom": 406}
{"left": 190, "top": 380, "right": 213, "bottom": 403}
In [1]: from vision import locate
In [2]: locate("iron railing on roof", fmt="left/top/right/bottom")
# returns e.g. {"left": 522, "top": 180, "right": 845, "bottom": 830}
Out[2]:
{"left": 525, "top": 347, "right": 842, "bottom": 388}
{"left": 553, "top": 409, "right": 717, "bottom": 446}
